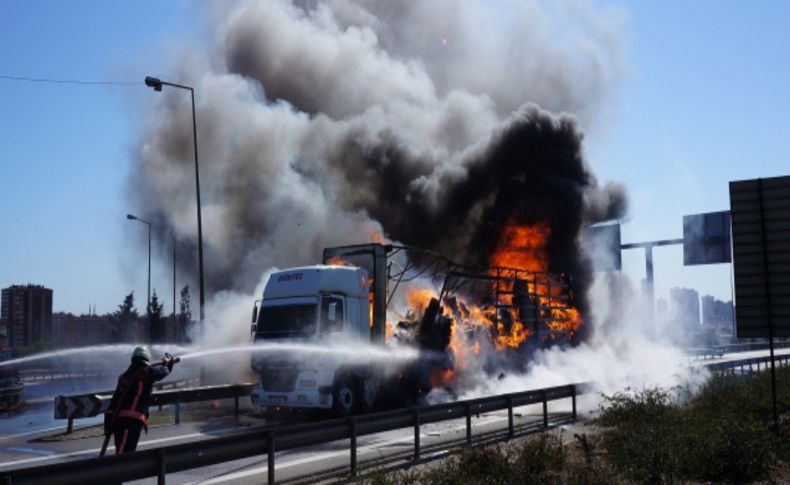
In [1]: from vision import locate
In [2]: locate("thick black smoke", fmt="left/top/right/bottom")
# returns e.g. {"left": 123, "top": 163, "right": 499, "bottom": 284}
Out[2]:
{"left": 130, "top": 0, "right": 628, "bottom": 323}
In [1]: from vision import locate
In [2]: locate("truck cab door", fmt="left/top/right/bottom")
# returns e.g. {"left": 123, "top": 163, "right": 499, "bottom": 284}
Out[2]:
{"left": 320, "top": 295, "right": 345, "bottom": 334}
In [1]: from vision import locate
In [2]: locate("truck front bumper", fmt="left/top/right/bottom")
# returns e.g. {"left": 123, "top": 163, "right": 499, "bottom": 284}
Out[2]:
{"left": 251, "top": 384, "right": 333, "bottom": 410}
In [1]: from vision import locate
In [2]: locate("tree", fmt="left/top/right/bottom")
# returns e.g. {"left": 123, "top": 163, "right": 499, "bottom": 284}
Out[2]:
{"left": 112, "top": 292, "right": 139, "bottom": 342}
{"left": 148, "top": 290, "right": 166, "bottom": 343}
{"left": 178, "top": 285, "right": 192, "bottom": 342}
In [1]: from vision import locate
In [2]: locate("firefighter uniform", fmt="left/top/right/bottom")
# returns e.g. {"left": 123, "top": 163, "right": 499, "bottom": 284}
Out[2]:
{"left": 105, "top": 347, "right": 173, "bottom": 454}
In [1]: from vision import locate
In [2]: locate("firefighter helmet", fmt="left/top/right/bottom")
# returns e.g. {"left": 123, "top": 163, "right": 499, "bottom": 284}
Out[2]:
{"left": 132, "top": 346, "right": 152, "bottom": 361}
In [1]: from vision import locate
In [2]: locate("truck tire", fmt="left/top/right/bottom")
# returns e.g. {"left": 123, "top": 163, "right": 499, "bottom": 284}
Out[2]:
{"left": 359, "top": 377, "right": 378, "bottom": 413}
{"left": 333, "top": 375, "right": 358, "bottom": 417}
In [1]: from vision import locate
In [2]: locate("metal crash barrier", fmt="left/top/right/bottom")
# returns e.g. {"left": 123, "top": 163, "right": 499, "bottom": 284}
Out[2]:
{"left": 5, "top": 382, "right": 585, "bottom": 485}
{"left": 54, "top": 382, "right": 253, "bottom": 433}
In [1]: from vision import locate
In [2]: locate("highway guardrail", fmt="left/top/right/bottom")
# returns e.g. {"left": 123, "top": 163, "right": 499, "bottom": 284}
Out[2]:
{"left": 54, "top": 381, "right": 252, "bottom": 433}
{"left": 706, "top": 353, "right": 790, "bottom": 375}
{"left": 4, "top": 382, "right": 585, "bottom": 485}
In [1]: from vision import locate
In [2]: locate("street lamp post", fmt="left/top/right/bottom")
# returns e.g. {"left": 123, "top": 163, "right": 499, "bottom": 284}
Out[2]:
{"left": 145, "top": 76, "right": 206, "bottom": 331}
{"left": 173, "top": 232, "right": 176, "bottom": 322}
{"left": 126, "top": 214, "right": 151, "bottom": 316}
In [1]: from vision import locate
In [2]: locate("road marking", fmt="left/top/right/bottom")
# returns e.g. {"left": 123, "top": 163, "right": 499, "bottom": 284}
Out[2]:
{"left": 187, "top": 434, "right": 420, "bottom": 485}
{"left": 6, "top": 447, "right": 56, "bottom": 457}
{"left": 0, "top": 424, "right": 74, "bottom": 441}
{"left": 187, "top": 414, "right": 516, "bottom": 484}
{"left": 0, "top": 426, "right": 251, "bottom": 471}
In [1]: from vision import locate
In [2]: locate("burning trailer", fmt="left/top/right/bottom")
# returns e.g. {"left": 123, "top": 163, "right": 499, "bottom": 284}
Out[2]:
{"left": 248, "top": 241, "right": 583, "bottom": 416}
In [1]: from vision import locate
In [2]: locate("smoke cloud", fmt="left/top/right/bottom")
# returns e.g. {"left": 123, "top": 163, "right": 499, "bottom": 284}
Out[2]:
{"left": 123, "top": 0, "right": 713, "bottom": 407}
{"left": 131, "top": 0, "right": 629, "bottom": 314}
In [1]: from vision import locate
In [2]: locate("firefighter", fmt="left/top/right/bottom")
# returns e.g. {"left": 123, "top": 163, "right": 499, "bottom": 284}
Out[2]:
{"left": 104, "top": 346, "right": 176, "bottom": 454}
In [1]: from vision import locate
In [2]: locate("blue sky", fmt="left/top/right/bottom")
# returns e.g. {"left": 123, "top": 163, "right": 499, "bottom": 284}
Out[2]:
{"left": 1, "top": 1, "right": 788, "bottom": 314}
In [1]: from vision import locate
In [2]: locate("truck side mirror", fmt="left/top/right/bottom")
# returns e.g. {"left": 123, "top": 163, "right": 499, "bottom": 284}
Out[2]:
{"left": 251, "top": 304, "right": 258, "bottom": 333}
{"left": 327, "top": 302, "right": 337, "bottom": 321}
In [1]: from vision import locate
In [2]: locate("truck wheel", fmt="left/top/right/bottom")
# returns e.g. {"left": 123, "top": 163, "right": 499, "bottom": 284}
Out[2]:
{"left": 333, "top": 376, "right": 358, "bottom": 417}
{"left": 359, "top": 377, "right": 378, "bottom": 413}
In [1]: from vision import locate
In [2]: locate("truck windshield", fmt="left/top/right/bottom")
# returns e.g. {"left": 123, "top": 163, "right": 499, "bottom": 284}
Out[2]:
{"left": 256, "top": 304, "right": 317, "bottom": 338}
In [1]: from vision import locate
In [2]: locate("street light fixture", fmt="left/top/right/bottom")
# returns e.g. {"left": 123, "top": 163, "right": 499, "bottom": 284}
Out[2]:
{"left": 126, "top": 213, "right": 151, "bottom": 317}
{"left": 145, "top": 76, "right": 206, "bottom": 330}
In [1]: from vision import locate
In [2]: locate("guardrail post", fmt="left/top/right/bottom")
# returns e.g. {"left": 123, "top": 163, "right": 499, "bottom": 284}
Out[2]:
{"left": 235, "top": 395, "right": 240, "bottom": 419}
{"left": 267, "top": 430, "right": 275, "bottom": 485}
{"left": 465, "top": 403, "right": 472, "bottom": 445}
{"left": 157, "top": 450, "right": 167, "bottom": 485}
{"left": 350, "top": 417, "right": 357, "bottom": 475}
{"left": 571, "top": 385, "right": 577, "bottom": 421}
{"left": 67, "top": 418, "right": 73, "bottom": 434}
{"left": 413, "top": 407, "right": 421, "bottom": 462}
{"left": 542, "top": 390, "right": 548, "bottom": 429}
{"left": 506, "top": 396, "right": 514, "bottom": 439}
{"left": 175, "top": 400, "right": 181, "bottom": 425}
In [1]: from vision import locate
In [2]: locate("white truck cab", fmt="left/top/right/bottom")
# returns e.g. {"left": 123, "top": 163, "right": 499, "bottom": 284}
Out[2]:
{"left": 250, "top": 265, "right": 373, "bottom": 415}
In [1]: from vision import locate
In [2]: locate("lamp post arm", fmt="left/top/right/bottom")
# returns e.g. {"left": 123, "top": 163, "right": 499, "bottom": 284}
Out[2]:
{"left": 160, "top": 81, "right": 193, "bottom": 93}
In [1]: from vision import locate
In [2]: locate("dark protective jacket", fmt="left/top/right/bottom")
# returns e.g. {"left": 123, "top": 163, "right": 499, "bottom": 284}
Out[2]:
{"left": 107, "top": 359, "right": 170, "bottom": 430}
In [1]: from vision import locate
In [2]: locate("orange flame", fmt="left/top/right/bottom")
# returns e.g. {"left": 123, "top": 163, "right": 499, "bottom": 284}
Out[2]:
{"left": 489, "top": 224, "right": 549, "bottom": 273}
{"left": 407, "top": 288, "right": 436, "bottom": 315}
{"left": 487, "top": 221, "right": 582, "bottom": 345}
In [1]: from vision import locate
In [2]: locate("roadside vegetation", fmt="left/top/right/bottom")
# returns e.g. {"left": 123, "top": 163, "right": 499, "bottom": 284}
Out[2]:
{"left": 357, "top": 366, "right": 790, "bottom": 484}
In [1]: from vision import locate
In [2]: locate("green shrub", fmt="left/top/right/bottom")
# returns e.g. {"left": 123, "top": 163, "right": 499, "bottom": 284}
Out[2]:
{"left": 420, "top": 444, "right": 515, "bottom": 485}
{"left": 598, "top": 387, "right": 683, "bottom": 483}
{"left": 511, "top": 433, "right": 565, "bottom": 483}
{"left": 598, "top": 384, "right": 777, "bottom": 483}
{"left": 676, "top": 407, "right": 774, "bottom": 481}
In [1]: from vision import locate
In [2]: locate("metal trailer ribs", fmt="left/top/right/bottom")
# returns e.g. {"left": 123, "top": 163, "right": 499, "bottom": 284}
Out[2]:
{"left": 440, "top": 264, "right": 578, "bottom": 343}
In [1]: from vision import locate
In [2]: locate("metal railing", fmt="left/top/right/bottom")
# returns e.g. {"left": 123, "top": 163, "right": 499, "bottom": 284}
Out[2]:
{"left": 706, "top": 353, "right": 790, "bottom": 375}
{"left": 55, "top": 382, "right": 253, "bottom": 432}
{"left": 2, "top": 382, "right": 584, "bottom": 485}
{"left": 689, "top": 340, "right": 790, "bottom": 360}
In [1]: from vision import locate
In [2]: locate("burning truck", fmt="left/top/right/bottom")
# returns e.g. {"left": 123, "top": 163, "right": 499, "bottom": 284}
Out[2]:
{"left": 249, "top": 237, "right": 582, "bottom": 416}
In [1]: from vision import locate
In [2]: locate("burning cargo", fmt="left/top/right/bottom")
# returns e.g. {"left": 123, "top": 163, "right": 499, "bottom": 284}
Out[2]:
{"left": 249, "top": 240, "right": 584, "bottom": 416}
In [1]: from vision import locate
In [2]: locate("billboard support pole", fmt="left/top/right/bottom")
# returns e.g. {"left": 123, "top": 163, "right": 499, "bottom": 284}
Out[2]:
{"left": 757, "top": 178, "right": 779, "bottom": 433}
{"left": 621, "top": 239, "right": 683, "bottom": 325}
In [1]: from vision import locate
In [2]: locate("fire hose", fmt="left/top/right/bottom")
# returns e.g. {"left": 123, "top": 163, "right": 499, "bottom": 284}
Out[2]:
{"left": 99, "top": 353, "right": 180, "bottom": 457}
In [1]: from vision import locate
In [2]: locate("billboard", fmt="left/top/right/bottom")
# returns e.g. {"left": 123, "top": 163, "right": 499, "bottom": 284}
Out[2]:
{"left": 683, "top": 211, "right": 731, "bottom": 265}
{"left": 584, "top": 223, "right": 621, "bottom": 271}
{"left": 730, "top": 176, "right": 790, "bottom": 338}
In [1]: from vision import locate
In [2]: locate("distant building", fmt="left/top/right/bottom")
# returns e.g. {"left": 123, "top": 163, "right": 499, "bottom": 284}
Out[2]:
{"left": 1, "top": 285, "right": 53, "bottom": 349}
{"left": 0, "top": 318, "right": 7, "bottom": 348}
{"left": 669, "top": 287, "right": 700, "bottom": 333}
{"left": 701, "top": 295, "right": 734, "bottom": 333}
{"left": 52, "top": 312, "right": 114, "bottom": 347}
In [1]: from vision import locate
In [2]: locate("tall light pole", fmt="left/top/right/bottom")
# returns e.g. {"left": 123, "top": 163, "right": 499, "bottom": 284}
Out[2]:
{"left": 126, "top": 214, "right": 151, "bottom": 315}
{"left": 173, "top": 232, "right": 176, "bottom": 323}
{"left": 145, "top": 76, "right": 206, "bottom": 331}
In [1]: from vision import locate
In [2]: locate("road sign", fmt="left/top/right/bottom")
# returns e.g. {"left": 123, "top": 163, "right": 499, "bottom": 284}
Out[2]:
{"left": 683, "top": 211, "right": 731, "bottom": 265}
{"left": 54, "top": 394, "right": 109, "bottom": 419}
{"left": 729, "top": 176, "right": 790, "bottom": 338}
{"left": 584, "top": 223, "right": 621, "bottom": 271}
